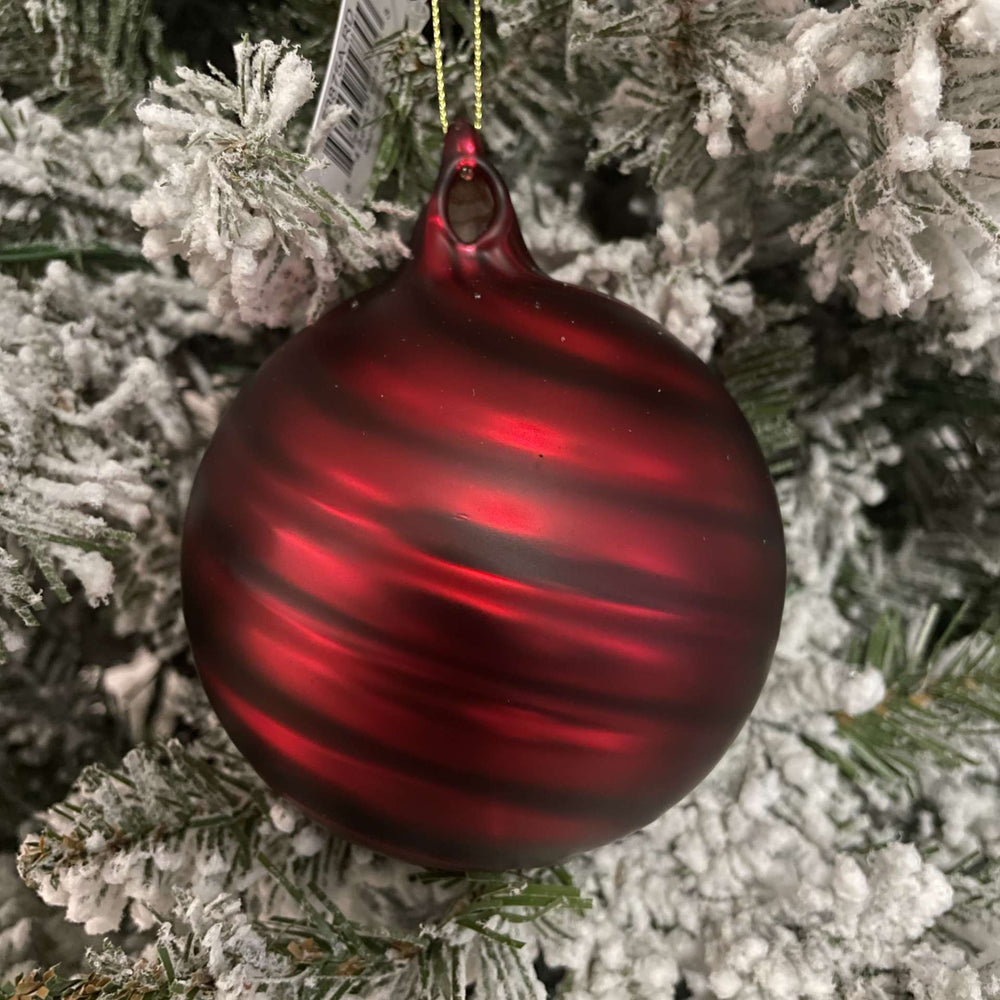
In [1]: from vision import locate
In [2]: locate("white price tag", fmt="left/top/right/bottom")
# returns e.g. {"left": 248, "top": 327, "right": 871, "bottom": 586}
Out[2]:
{"left": 309, "top": 0, "right": 426, "bottom": 201}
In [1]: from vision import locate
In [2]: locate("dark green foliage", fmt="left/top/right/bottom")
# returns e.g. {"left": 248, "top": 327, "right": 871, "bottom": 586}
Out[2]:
{"left": 873, "top": 359, "right": 1000, "bottom": 623}
{"left": 0, "top": 0, "right": 166, "bottom": 122}
{"left": 0, "top": 600, "right": 127, "bottom": 850}
{"left": 154, "top": 0, "right": 339, "bottom": 79}
{"left": 810, "top": 605, "right": 1000, "bottom": 787}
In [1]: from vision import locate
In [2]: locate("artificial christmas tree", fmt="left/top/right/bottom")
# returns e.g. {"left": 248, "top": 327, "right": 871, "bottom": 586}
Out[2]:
{"left": 1, "top": 2, "right": 999, "bottom": 999}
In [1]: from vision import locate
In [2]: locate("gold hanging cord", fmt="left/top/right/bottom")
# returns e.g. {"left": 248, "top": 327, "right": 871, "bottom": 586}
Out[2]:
{"left": 429, "top": 0, "right": 483, "bottom": 132}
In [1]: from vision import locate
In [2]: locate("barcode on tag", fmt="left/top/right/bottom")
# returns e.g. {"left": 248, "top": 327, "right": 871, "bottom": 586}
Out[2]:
{"left": 309, "top": 0, "right": 421, "bottom": 201}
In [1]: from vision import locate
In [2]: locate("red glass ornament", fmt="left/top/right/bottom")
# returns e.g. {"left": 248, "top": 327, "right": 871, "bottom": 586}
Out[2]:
{"left": 182, "top": 122, "right": 786, "bottom": 871}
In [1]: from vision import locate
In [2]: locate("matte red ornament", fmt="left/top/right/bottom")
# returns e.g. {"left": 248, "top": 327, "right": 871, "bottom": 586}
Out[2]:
{"left": 181, "top": 121, "right": 786, "bottom": 871}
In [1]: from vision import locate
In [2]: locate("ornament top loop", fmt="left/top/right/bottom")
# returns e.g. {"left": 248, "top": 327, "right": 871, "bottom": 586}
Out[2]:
{"left": 410, "top": 120, "right": 540, "bottom": 282}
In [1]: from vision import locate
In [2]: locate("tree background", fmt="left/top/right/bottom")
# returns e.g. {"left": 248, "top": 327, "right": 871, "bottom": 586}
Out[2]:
{"left": 1, "top": 1, "right": 999, "bottom": 998}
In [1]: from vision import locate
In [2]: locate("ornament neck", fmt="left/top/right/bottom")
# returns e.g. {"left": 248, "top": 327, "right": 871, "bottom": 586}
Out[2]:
{"left": 410, "top": 120, "right": 540, "bottom": 282}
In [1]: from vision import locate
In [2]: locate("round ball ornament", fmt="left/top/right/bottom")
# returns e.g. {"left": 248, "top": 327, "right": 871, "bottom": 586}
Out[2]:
{"left": 182, "top": 122, "right": 786, "bottom": 871}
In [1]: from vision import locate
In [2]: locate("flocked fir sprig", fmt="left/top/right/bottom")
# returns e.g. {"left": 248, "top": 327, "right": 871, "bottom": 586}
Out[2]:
{"left": 780, "top": 1, "right": 1000, "bottom": 327}
{"left": 0, "top": 243, "right": 239, "bottom": 662}
{"left": 572, "top": 0, "right": 802, "bottom": 183}
{"left": 132, "top": 38, "right": 410, "bottom": 329}
{"left": 10, "top": 727, "right": 589, "bottom": 1000}
{"left": 0, "top": 0, "right": 165, "bottom": 122}
{"left": 716, "top": 314, "right": 814, "bottom": 478}
{"left": 549, "top": 0, "right": 1000, "bottom": 358}
{"left": 0, "top": 857, "right": 97, "bottom": 987}
{"left": 0, "top": 92, "right": 150, "bottom": 265}
{"left": 0, "top": 263, "right": 194, "bottom": 652}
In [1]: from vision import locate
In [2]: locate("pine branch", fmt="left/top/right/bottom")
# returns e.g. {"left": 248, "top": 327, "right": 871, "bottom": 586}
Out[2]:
{"left": 131, "top": 36, "right": 408, "bottom": 328}
{"left": 0, "top": 90, "right": 152, "bottom": 264}
{"left": 717, "top": 318, "right": 815, "bottom": 477}
{"left": 0, "top": 256, "right": 212, "bottom": 643}
{"left": 809, "top": 604, "right": 1000, "bottom": 786}
{"left": 0, "top": 243, "right": 150, "bottom": 274}
{"left": 0, "top": 601, "right": 127, "bottom": 849}
{"left": 869, "top": 365, "right": 1000, "bottom": 619}
{"left": 575, "top": 2, "right": 793, "bottom": 187}
{"left": 13, "top": 728, "right": 587, "bottom": 999}
{"left": 943, "top": 849, "right": 1000, "bottom": 928}
{"left": 368, "top": 27, "right": 445, "bottom": 205}
{"left": 415, "top": 867, "right": 592, "bottom": 944}
{"left": 0, "top": 0, "right": 166, "bottom": 122}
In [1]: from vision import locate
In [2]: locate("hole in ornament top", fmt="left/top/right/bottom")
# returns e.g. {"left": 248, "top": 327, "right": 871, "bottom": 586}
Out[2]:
{"left": 446, "top": 166, "right": 497, "bottom": 244}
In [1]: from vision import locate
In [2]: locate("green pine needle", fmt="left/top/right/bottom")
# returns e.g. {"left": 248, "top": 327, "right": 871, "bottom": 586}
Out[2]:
{"left": 719, "top": 321, "right": 814, "bottom": 477}
{"left": 810, "top": 603, "right": 1000, "bottom": 788}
